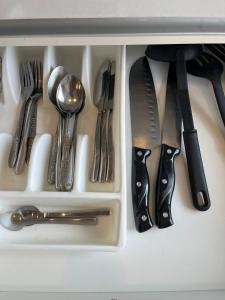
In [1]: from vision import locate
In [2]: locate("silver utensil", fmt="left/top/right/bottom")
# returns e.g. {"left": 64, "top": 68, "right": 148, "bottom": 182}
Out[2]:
{"left": 14, "top": 61, "right": 43, "bottom": 174}
{"left": 8, "top": 62, "right": 34, "bottom": 168}
{"left": 90, "top": 60, "right": 111, "bottom": 182}
{"left": 0, "top": 206, "right": 101, "bottom": 231}
{"left": 47, "top": 66, "right": 68, "bottom": 188}
{"left": 26, "top": 61, "right": 43, "bottom": 163}
{"left": 105, "top": 61, "right": 115, "bottom": 182}
{"left": 56, "top": 74, "right": 85, "bottom": 191}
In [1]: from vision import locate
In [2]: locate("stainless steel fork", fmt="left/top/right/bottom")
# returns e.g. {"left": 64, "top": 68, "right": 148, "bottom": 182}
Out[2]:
{"left": 8, "top": 62, "right": 34, "bottom": 168}
{"left": 14, "top": 61, "right": 43, "bottom": 174}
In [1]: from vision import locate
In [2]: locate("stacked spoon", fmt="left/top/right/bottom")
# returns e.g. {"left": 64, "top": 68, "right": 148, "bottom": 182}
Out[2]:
{"left": 47, "top": 66, "right": 85, "bottom": 191}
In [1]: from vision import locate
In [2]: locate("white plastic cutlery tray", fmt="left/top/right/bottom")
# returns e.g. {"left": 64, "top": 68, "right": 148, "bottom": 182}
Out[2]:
{"left": 0, "top": 45, "right": 126, "bottom": 251}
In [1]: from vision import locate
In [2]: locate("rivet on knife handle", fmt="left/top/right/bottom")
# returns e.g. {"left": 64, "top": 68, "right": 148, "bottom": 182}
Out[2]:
{"left": 156, "top": 144, "right": 180, "bottom": 228}
{"left": 132, "top": 147, "right": 153, "bottom": 232}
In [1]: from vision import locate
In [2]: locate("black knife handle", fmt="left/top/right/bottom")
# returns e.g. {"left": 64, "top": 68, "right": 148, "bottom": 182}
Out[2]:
{"left": 183, "top": 130, "right": 211, "bottom": 211}
{"left": 132, "top": 147, "right": 153, "bottom": 232}
{"left": 156, "top": 144, "right": 180, "bottom": 228}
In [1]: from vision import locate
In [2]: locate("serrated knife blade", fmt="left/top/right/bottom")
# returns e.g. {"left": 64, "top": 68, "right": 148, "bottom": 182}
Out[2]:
{"left": 130, "top": 57, "right": 160, "bottom": 150}
{"left": 129, "top": 56, "right": 160, "bottom": 233}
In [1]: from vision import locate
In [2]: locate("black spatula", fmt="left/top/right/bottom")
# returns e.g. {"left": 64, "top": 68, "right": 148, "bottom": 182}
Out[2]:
{"left": 187, "top": 51, "right": 225, "bottom": 126}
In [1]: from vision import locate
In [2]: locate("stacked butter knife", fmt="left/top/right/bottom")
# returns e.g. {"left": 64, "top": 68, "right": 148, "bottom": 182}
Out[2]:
{"left": 90, "top": 60, "right": 115, "bottom": 183}
{"left": 8, "top": 61, "right": 43, "bottom": 174}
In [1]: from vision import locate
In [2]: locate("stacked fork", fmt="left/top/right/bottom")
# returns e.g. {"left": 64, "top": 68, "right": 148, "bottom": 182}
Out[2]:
{"left": 8, "top": 61, "right": 43, "bottom": 174}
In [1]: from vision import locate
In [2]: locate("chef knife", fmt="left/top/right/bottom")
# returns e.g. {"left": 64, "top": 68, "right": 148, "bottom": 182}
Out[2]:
{"left": 129, "top": 56, "right": 161, "bottom": 232}
{"left": 156, "top": 64, "right": 181, "bottom": 229}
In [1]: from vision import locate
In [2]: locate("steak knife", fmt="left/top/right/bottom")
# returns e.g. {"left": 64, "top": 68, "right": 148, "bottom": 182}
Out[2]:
{"left": 129, "top": 56, "right": 161, "bottom": 232}
{"left": 156, "top": 64, "right": 181, "bottom": 228}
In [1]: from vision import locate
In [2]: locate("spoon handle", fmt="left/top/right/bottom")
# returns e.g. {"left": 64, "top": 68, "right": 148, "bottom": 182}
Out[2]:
{"left": 60, "top": 115, "right": 76, "bottom": 191}
{"left": 48, "top": 113, "right": 60, "bottom": 185}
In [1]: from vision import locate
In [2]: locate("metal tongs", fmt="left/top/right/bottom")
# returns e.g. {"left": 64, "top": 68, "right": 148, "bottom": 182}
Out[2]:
{"left": 0, "top": 206, "right": 111, "bottom": 231}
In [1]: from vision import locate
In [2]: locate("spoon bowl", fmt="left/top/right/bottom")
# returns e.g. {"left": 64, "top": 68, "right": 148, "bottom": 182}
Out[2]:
{"left": 56, "top": 74, "right": 85, "bottom": 116}
{"left": 48, "top": 66, "right": 68, "bottom": 107}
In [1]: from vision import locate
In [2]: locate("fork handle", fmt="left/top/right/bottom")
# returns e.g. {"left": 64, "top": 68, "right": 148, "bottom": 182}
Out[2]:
{"left": 99, "top": 111, "right": 108, "bottom": 182}
{"left": 8, "top": 100, "right": 27, "bottom": 168}
{"left": 14, "top": 99, "right": 34, "bottom": 174}
{"left": 106, "top": 110, "right": 114, "bottom": 182}
{"left": 212, "top": 79, "right": 225, "bottom": 126}
{"left": 90, "top": 112, "right": 103, "bottom": 182}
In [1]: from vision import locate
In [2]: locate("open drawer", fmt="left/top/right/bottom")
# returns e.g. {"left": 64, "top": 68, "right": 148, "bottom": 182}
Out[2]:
{"left": 0, "top": 28, "right": 224, "bottom": 292}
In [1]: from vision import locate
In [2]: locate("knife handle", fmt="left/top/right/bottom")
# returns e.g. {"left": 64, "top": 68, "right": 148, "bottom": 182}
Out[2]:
{"left": 183, "top": 130, "right": 211, "bottom": 211}
{"left": 156, "top": 144, "right": 180, "bottom": 228}
{"left": 132, "top": 147, "right": 153, "bottom": 232}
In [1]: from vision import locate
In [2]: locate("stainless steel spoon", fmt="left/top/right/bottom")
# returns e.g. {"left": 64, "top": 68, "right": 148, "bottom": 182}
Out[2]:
{"left": 56, "top": 74, "right": 85, "bottom": 191}
{"left": 0, "top": 206, "right": 98, "bottom": 231}
{"left": 47, "top": 66, "right": 69, "bottom": 190}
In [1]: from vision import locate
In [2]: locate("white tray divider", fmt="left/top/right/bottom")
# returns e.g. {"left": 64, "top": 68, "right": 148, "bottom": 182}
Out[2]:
{"left": 0, "top": 133, "right": 27, "bottom": 191}
{"left": 5, "top": 47, "right": 20, "bottom": 106}
{"left": 117, "top": 45, "right": 127, "bottom": 248}
{"left": 42, "top": 46, "right": 57, "bottom": 108}
{"left": 72, "top": 134, "right": 89, "bottom": 192}
{"left": 25, "top": 134, "right": 52, "bottom": 192}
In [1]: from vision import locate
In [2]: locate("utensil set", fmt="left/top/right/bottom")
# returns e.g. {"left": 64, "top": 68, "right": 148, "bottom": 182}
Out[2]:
{"left": 130, "top": 44, "right": 225, "bottom": 232}
{"left": 0, "top": 206, "right": 111, "bottom": 231}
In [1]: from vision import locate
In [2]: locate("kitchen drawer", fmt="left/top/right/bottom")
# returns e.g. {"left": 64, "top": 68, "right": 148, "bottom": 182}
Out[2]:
{"left": 0, "top": 26, "right": 224, "bottom": 293}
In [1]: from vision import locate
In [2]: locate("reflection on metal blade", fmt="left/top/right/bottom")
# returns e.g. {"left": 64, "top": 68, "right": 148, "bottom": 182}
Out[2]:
{"left": 162, "top": 64, "right": 181, "bottom": 148}
{"left": 129, "top": 56, "right": 160, "bottom": 150}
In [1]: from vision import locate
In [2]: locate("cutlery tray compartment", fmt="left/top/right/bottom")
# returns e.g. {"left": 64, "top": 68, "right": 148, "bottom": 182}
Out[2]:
{"left": 0, "top": 44, "right": 126, "bottom": 251}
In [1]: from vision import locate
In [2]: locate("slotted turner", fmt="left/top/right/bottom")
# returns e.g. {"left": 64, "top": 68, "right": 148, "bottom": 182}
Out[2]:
{"left": 187, "top": 52, "right": 225, "bottom": 126}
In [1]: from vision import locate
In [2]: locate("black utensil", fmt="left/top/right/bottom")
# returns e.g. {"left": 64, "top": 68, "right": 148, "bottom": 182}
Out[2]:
{"left": 205, "top": 44, "right": 225, "bottom": 62}
{"left": 187, "top": 51, "right": 225, "bottom": 126}
{"left": 129, "top": 56, "right": 161, "bottom": 232}
{"left": 146, "top": 44, "right": 211, "bottom": 211}
{"left": 156, "top": 63, "right": 181, "bottom": 228}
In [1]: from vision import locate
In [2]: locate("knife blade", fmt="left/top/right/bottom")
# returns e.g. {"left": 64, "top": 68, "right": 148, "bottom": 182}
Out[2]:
{"left": 129, "top": 56, "right": 160, "bottom": 232}
{"left": 156, "top": 63, "right": 181, "bottom": 229}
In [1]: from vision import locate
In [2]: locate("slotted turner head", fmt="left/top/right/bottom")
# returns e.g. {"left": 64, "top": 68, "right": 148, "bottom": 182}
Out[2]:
{"left": 205, "top": 44, "right": 225, "bottom": 62}
{"left": 145, "top": 44, "right": 202, "bottom": 62}
{"left": 186, "top": 52, "right": 223, "bottom": 81}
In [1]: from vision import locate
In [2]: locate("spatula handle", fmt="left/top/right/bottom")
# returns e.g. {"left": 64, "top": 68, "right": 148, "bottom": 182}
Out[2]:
{"left": 183, "top": 130, "right": 210, "bottom": 211}
{"left": 132, "top": 147, "right": 153, "bottom": 232}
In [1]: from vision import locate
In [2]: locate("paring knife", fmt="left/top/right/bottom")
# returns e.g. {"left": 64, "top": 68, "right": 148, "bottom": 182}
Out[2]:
{"left": 156, "top": 64, "right": 181, "bottom": 229}
{"left": 129, "top": 56, "right": 161, "bottom": 232}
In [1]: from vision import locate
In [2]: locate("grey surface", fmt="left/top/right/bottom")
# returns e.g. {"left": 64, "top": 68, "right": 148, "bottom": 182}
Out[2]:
{"left": 0, "top": 290, "right": 224, "bottom": 300}
{"left": 1, "top": 0, "right": 225, "bottom": 19}
{"left": 1, "top": 17, "right": 225, "bottom": 36}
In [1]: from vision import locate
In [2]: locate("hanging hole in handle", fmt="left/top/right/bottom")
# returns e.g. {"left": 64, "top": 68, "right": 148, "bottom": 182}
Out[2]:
{"left": 196, "top": 191, "right": 210, "bottom": 211}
